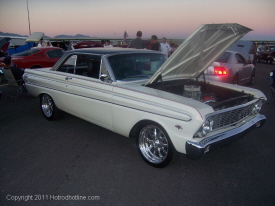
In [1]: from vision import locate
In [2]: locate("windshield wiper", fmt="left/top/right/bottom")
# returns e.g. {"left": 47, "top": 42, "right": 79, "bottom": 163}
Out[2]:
{"left": 124, "top": 75, "right": 151, "bottom": 79}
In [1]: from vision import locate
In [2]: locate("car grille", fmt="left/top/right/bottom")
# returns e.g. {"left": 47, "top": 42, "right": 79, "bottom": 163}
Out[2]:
{"left": 210, "top": 101, "right": 258, "bottom": 130}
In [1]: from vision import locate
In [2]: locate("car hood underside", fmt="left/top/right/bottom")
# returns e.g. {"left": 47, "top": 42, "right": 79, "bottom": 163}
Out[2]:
{"left": 145, "top": 23, "right": 252, "bottom": 86}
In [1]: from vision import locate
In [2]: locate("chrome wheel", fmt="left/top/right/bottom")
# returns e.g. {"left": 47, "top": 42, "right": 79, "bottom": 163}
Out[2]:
{"left": 41, "top": 94, "right": 54, "bottom": 118}
{"left": 138, "top": 124, "right": 173, "bottom": 167}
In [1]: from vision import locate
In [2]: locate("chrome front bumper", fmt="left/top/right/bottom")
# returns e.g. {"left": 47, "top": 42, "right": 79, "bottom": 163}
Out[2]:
{"left": 186, "top": 114, "right": 266, "bottom": 159}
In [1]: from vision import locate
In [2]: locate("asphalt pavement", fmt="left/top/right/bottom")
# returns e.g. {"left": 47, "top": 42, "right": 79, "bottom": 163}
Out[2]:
{"left": 0, "top": 63, "right": 275, "bottom": 206}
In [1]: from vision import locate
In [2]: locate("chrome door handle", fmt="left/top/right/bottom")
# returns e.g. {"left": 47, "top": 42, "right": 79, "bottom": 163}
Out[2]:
{"left": 65, "top": 76, "right": 72, "bottom": 80}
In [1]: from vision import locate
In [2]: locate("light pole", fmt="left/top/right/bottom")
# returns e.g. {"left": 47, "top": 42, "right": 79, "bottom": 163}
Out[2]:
{"left": 26, "top": 0, "right": 31, "bottom": 35}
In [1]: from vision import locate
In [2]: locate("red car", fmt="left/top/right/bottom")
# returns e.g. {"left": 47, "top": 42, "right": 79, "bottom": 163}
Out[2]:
{"left": 0, "top": 47, "right": 64, "bottom": 69}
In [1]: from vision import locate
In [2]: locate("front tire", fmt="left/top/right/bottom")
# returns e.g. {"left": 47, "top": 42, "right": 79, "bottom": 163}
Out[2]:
{"left": 137, "top": 122, "right": 174, "bottom": 168}
{"left": 40, "top": 94, "right": 60, "bottom": 120}
{"left": 249, "top": 69, "right": 255, "bottom": 85}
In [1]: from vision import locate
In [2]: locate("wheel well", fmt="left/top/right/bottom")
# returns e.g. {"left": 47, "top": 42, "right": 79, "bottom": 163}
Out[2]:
{"left": 232, "top": 73, "right": 239, "bottom": 82}
{"left": 129, "top": 120, "right": 150, "bottom": 138}
{"left": 129, "top": 120, "right": 159, "bottom": 138}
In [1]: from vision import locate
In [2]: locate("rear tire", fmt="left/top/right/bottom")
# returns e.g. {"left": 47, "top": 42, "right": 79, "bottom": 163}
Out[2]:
{"left": 232, "top": 74, "right": 239, "bottom": 84}
{"left": 136, "top": 122, "right": 174, "bottom": 168}
{"left": 40, "top": 94, "right": 61, "bottom": 120}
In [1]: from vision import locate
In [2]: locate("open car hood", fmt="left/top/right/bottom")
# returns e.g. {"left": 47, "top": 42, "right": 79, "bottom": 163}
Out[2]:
{"left": 26, "top": 32, "right": 44, "bottom": 42}
{"left": 145, "top": 23, "right": 252, "bottom": 85}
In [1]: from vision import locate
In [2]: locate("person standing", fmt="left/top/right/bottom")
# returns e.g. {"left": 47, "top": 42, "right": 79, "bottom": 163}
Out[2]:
{"left": 37, "top": 40, "right": 43, "bottom": 47}
{"left": 104, "top": 40, "right": 113, "bottom": 47}
{"left": 151, "top": 35, "right": 160, "bottom": 51}
{"left": 160, "top": 37, "right": 171, "bottom": 57}
{"left": 249, "top": 42, "right": 257, "bottom": 65}
{"left": 129, "top": 31, "right": 145, "bottom": 49}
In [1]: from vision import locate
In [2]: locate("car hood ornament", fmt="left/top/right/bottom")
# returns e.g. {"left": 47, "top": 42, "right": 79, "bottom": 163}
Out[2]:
{"left": 145, "top": 23, "right": 252, "bottom": 86}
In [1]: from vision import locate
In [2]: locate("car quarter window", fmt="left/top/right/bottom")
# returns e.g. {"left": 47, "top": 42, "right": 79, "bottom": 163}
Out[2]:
{"left": 216, "top": 52, "right": 230, "bottom": 63}
{"left": 56, "top": 54, "right": 101, "bottom": 79}
{"left": 46, "top": 49, "right": 64, "bottom": 58}
{"left": 107, "top": 53, "right": 167, "bottom": 80}
{"left": 235, "top": 53, "right": 246, "bottom": 64}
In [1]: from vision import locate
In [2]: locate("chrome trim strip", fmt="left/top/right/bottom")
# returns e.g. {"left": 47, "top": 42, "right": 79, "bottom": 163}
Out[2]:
{"left": 26, "top": 82, "right": 191, "bottom": 122}
{"left": 28, "top": 70, "right": 204, "bottom": 119}
{"left": 102, "top": 55, "right": 116, "bottom": 81}
{"left": 113, "top": 93, "right": 192, "bottom": 121}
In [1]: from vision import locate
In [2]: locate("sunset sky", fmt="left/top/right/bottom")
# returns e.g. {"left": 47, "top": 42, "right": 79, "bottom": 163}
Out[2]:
{"left": 0, "top": 0, "right": 274, "bottom": 40}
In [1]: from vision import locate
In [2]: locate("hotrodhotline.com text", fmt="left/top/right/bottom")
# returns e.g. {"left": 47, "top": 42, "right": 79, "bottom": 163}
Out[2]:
{"left": 6, "top": 194, "right": 100, "bottom": 202}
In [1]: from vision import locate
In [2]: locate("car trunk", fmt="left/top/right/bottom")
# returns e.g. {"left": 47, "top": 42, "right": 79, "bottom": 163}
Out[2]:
{"left": 146, "top": 79, "right": 254, "bottom": 111}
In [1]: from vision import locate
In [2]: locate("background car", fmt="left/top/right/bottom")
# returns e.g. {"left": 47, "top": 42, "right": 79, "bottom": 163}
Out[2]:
{"left": 204, "top": 50, "right": 255, "bottom": 85}
{"left": 0, "top": 37, "right": 11, "bottom": 54}
{"left": 72, "top": 41, "right": 103, "bottom": 49}
{"left": 0, "top": 47, "right": 64, "bottom": 69}
{"left": 257, "top": 45, "right": 275, "bottom": 64}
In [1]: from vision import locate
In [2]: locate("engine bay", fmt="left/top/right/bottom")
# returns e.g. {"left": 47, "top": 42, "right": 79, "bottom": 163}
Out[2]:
{"left": 146, "top": 79, "right": 255, "bottom": 111}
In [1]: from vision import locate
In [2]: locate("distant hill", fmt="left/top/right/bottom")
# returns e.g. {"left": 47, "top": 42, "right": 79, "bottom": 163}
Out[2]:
{"left": 0, "top": 32, "right": 95, "bottom": 39}
{"left": 0, "top": 32, "right": 28, "bottom": 37}
{"left": 54, "top": 34, "right": 93, "bottom": 38}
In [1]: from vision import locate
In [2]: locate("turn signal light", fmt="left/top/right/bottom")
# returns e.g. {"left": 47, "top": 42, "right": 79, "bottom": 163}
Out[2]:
{"left": 214, "top": 67, "right": 227, "bottom": 76}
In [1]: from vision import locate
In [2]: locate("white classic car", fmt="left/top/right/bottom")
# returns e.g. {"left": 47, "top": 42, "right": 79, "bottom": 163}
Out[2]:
{"left": 23, "top": 24, "right": 266, "bottom": 168}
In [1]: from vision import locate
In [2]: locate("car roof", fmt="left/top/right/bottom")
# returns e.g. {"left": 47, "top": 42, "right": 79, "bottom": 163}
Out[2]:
{"left": 31, "top": 47, "right": 62, "bottom": 50}
{"left": 67, "top": 48, "right": 159, "bottom": 55}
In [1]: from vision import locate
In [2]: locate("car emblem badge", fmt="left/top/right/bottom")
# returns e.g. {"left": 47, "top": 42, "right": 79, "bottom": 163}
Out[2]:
{"left": 175, "top": 125, "right": 183, "bottom": 130}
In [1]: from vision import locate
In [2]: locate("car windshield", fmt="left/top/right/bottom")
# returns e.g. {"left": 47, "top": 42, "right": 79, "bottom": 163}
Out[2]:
{"left": 108, "top": 53, "right": 167, "bottom": 81}
{"left": 216, "top": 52, "right": 230, "bottom": 63}
{"left": 13, "top": 49, "right": 40, "bottom": 57}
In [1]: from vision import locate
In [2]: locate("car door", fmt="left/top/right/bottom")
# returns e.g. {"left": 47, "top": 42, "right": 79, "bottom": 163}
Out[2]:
{"left": 55, "top": 54, "right": 113, "bottom": 130}
{"left": 235, "top": 53, "right": 252, "bottom": 84}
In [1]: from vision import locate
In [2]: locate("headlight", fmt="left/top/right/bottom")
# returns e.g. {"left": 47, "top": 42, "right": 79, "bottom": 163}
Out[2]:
{"left": 252, "top": 99, "right": 264, "bottom": 115}
{"left": 195, "top": 118, "right": 214, "bottom": 138}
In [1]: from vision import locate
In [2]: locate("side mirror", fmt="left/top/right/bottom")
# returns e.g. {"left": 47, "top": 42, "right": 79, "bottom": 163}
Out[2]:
{"left": 100, "top": 73, "right": 108, "bottom": 81}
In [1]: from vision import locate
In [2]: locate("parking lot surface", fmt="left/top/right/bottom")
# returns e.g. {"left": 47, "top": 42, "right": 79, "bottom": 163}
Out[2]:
{"left": 0, "top": 63, "right": 275, "bottom": 206}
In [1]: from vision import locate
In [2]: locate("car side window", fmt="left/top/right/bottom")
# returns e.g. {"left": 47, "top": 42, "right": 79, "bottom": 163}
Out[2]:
{"left": 235, "top": 53, "right": 246, "bottom": 64}
{"left": 57, "top": 55, "right": 76, "bottom": 74}
{"left": 57, "top": 54, "right": 101, "bottom": 79}
{"left": 46, "top": 49, "right": 64, "bottom": 58}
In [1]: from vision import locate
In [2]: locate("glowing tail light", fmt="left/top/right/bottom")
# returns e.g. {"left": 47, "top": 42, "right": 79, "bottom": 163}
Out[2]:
{"left": 214, "top": 66, "right": 227, "bottom": 75}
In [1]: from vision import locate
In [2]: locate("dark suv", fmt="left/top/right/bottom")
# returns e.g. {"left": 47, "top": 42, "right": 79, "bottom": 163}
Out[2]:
{"left": 257, "top": 45, "right": 275, "bottom": 64}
